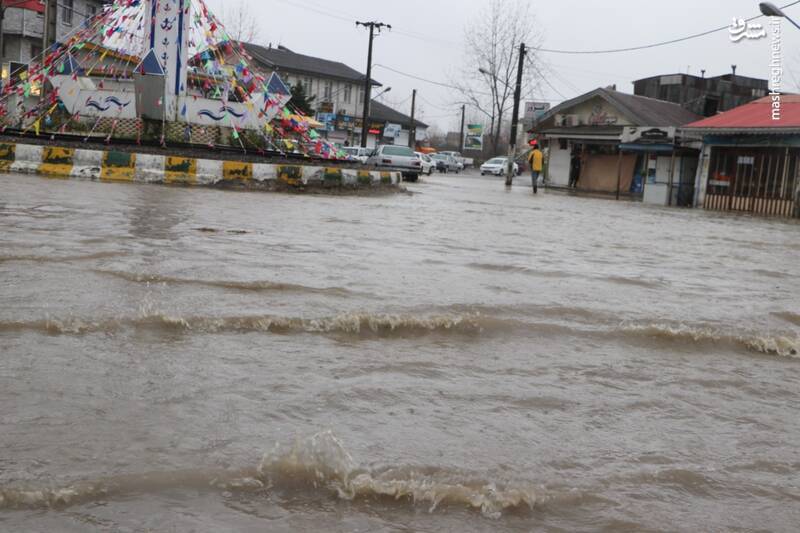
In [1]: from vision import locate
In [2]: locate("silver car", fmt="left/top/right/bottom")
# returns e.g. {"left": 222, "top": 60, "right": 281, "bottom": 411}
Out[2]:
{"left": 431, "top": 153, "right": 460, "bottom": 174}
{"left": 367, "top": 145, "right": 422, "bottom": 181}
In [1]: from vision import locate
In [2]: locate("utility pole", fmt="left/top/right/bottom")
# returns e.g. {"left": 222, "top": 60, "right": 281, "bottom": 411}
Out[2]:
{"left": 408, "top": 88, "right": 416, "bottom": 149}
{"left": 458, "top": 104, "right": 465, "bottom": 152}
{"left": 42, "top": 0, "right": 57, "bottom": 53}
{"left": 356, "top": 20, "right": 390, "bottom": 148}
{"left": 506, "top": 42, "right": 526, "bottom": 186}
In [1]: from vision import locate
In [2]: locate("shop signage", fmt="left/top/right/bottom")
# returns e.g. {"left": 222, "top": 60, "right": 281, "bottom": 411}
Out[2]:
{"left": 465, "top": 124, "right": 484, "bottom": 150}
{"left": 384, "top": 123, "right": 402, "bottom": 138}
{"left": 620, "top": 126, "right": 677, "bottom": 144}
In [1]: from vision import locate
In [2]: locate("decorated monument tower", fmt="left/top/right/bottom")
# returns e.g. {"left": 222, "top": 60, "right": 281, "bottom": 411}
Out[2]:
{"left": 0, "top": 0, "right": 334, "bottom": 157}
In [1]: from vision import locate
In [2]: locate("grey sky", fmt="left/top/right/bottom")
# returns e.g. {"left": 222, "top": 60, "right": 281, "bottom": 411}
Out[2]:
{"left": 205, "top": 0, "right": 800, "bottom": 131}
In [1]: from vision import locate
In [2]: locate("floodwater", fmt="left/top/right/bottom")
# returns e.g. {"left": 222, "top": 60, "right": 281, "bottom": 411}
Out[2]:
{"left": 1, "top": 171, "right": 799, "bottom": 532}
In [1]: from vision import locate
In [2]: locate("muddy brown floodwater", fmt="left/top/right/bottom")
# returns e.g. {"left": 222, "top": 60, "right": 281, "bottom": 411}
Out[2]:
{"left": 1, "top": 172, "right": 799, "bottom": 532}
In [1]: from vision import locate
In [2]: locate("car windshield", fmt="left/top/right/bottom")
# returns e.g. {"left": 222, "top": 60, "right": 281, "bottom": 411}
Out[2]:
{"left": 487, "top": 158, "right": 506, "bottom": 165}
{"left": 432, "top": 155, "right": 445, "bottom": 160}
{"left": 383, "top": 146, "right": 414, "bottom": 157}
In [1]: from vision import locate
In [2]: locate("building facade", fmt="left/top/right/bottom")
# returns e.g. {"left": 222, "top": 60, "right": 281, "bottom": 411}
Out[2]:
{"left": 535, "top": 87, "right": 701, "bottom": 201}
{"left": 240, "top": 43, "right": 426, "bottom": 148}
{"left": 1, "top": 0, "right": 104, "bottom": 65}
{"left": 682, "top": 96, "right": 800, "bottom": 219}
{"left": 633, "top": 71, "right": 769, "bottom": 118}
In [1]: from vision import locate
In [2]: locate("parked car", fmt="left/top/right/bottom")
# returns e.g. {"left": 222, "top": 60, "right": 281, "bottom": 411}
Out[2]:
{"left": 430, "top": 153, "right": 460, "bottom": 173}
{"left": 480, "top": 157, "right": 520, "bottom": 176}
{"left": 439, "top": 150, "right": 472, "bottom": 168}
{"left": 366, "top": 145, "right": 422, "bottom": 181}
{"left": 415, "top": 152, "right": 435, "bottom": 175}
{"left": 340, "top": 146, "right": 370, "bottom": 164}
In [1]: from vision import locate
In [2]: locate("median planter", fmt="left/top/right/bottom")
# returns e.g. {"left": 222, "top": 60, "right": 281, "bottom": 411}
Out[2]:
{"left": 0, "top": 140, "right": 404, "bottom": 195}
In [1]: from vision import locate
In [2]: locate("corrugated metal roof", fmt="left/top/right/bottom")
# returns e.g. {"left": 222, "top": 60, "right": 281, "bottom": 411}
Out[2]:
{"left": 370, "top": 100, "right": 428, "bottom": 129}
{"left": 684, "top": 95, "right": 800, "bottom": 130}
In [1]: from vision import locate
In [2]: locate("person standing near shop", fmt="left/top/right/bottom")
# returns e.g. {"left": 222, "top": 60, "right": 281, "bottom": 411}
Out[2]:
{"left": 527, "top": 141, "right": 544, "bottom": 194}
{"left": 569, "top": 147, "right": 583, "bottom": 189}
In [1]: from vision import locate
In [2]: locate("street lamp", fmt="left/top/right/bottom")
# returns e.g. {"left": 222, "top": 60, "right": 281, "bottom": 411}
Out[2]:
{"left": 374, "top": 86, "right": 392, "bottom": 99}
{"left": 760, "top": 2, "right": 800, "bottom": 29}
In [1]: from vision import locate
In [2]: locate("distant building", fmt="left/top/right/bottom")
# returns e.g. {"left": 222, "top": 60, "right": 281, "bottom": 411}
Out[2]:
{"left": 239, "top": 43, "right": 426, "bottom": 147}
{"left": 633, "top": 71, "right": 769, "bottom": 117}
{"left": 1, "top": 0, "right": 104, "bottom": 66}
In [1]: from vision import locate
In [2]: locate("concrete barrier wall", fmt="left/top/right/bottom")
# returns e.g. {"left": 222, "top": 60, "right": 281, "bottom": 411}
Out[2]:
{"left": 0, "top": 141, "right": 402, "bottom": 191}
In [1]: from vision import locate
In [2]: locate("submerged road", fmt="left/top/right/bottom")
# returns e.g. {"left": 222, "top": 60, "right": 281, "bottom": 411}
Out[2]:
{"left": 1, "top": 170, "right": 799, "bottom": 531}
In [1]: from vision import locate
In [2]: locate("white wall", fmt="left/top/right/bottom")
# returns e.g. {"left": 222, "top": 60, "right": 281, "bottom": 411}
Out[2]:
{"left": 694, "top": 144, "right": 712, "bottom": 208}
{"left": 547, "top": 138, "right": 571, "bottom": 187}
{"left": 643, "top": 155, "right": 698, "bottom": 206}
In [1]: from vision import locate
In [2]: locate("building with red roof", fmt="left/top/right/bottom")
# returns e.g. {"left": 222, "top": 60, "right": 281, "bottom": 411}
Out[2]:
{"left": 682, "top": 96, "right": 800, "bottom": 218}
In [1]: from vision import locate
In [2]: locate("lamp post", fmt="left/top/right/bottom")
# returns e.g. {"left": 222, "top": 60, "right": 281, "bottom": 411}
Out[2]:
{"left": 760, "top": 2, "right": 800, "bottom": 29}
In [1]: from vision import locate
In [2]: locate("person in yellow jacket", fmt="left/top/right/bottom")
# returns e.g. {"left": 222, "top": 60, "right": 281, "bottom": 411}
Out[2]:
{"left": 527, "top": 141, "right": 544, "bottom": 194}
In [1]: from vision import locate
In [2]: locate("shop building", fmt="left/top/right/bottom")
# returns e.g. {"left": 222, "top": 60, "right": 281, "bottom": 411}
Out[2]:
{"left": 682, "top": 95, "right": 800, "bottom": 219}
{"left": 535, "top": 87, "right": 701, "bottom": 198}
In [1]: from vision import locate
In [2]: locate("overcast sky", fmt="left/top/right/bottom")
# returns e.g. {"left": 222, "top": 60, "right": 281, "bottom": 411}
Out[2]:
{"left": 205, "top": 0, "right": 800, "bottom": 131}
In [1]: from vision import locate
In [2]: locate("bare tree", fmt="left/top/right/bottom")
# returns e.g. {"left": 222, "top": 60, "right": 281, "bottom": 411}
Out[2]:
{"left": 219, "top": 2, "right": 262, "bottom": 44}
{"left": 452, "top": 0, "right": 543, "bottom": 154}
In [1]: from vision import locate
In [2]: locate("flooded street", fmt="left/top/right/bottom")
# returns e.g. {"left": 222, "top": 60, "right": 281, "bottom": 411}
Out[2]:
{"left": 1, "top": 172, "right": 799, "bottom": 532}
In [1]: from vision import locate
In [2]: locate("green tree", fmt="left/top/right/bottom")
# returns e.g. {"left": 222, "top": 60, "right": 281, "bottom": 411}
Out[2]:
{"left": 290, "top": 83, "right": 316, "bottom": 116}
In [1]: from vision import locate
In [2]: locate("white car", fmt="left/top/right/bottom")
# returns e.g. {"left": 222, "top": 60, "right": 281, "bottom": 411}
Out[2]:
{"left": 415, "top": 152, "right": 435, "bottom": 175}
{"left": 480, "top": 157, "right": 519, "bottom": 176}
{"left": 340, "top": 146, "right": 370, "bottom": 164}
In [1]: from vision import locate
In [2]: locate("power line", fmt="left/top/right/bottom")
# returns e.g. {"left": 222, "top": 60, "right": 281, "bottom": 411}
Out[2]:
{"left": 278, "top": 0, "right": 800, "bottom": 56}
{"left": 275, "top": 0, "right": 353, "bottom": 24}
{"left": 418, "top": 94, "right": 455, "bottom": 111}
{"left": 536, "top": 1, "right": 800, "bottom": 54}
{"left": 373, "top": 64, "right": 565, "bottom": 103}
{"left": 373, "top": 64, "right": 471, "bottom": 92}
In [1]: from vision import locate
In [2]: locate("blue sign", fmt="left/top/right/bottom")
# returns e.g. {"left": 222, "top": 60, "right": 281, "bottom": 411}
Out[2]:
{"left": 316, "top": 113, "right": 336, "bottom": 132}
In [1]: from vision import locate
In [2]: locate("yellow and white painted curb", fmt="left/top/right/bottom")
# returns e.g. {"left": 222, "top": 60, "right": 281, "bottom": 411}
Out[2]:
{"left": 0, "top": 141, "right": 403, "bottom": 189}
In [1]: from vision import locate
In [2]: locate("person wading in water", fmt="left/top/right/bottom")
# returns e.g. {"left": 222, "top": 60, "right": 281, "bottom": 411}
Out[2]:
{"left": 527, "top": 141, "right": 544, "bottom": 194}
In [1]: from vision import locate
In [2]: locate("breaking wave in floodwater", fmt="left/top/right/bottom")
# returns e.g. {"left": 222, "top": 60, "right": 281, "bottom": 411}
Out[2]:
{"left": 1, "top": 309, "right": 796, "bottom": 357}
{"left": 3, "top": 172, "right": 800, "bottom": 531}
{"left": 0, "top": 432, "right": 553, "bottom": 519}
